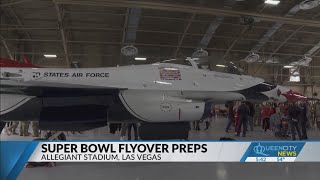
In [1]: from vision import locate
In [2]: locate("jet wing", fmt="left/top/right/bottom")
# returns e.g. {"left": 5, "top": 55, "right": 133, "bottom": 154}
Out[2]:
{"left": 0, "top": 81, "right": 125, "bottom": 97}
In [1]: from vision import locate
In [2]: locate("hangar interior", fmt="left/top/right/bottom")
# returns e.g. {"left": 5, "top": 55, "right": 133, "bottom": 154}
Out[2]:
{"left": 1, "top": 0, "right": 320, "bottom": 133}
{"left": 2, "top": 1, "right": 320, "bottom": 180}
{"left": 1, "top": 0, "right": 320, "bottom": 99}
{"left": 1, "top": 0, "right": 320, "bottom": 134}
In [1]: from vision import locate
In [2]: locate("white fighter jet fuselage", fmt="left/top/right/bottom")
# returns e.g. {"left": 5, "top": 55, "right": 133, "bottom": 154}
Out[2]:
{"left": 0, "top": 58, "right": 293, "bottom": 132}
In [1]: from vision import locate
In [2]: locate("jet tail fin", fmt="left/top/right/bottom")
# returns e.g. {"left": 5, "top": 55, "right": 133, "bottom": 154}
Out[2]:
{"left": 0, "top": 57, "right": 40, "bottom": 68}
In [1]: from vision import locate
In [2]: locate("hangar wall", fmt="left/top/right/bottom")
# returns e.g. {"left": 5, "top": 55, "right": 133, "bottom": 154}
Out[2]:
{"left": 246, "top": 63, "right": 291, "bottom": 84}
{"left": 283, "top": 85, "right": 319, "bottom": 98}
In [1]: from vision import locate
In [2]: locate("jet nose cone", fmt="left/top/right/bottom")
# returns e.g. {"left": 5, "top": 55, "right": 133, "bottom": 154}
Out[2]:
{"left": 281, "top": 90, "right": 307, "bottom": 101}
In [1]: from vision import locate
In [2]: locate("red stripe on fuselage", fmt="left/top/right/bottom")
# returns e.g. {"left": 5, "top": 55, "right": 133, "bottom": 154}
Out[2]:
{"left": 0, "top": 57, "right": 40, "bottom": 68}
{"left": 281, "top": 90, "right": 307, "bottom": 101}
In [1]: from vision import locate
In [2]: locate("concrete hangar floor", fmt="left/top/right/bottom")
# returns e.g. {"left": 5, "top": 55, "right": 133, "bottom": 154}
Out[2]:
{"left": 2, "top": 117, "right": 320, "bottom": 180}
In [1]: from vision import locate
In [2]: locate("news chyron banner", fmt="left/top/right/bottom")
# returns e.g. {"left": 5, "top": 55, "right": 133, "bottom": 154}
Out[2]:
{"left": 1, "top": 141, "right": 320, "bottom": 179}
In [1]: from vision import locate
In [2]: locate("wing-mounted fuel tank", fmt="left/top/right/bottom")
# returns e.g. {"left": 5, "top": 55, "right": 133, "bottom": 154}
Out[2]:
{"left": 119, "top": 90, "right": 205, "bottom": 122}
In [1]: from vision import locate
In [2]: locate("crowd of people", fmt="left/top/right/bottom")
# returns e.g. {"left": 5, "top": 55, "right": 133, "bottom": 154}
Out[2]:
{"left": 5, "top": 121, "right": 40, "bottom": 137}
{"left": 4, "top": 120, "right": 140, "bottom": 141}
{"left": 224, "top": 101, "right": 310, "bottom": 140}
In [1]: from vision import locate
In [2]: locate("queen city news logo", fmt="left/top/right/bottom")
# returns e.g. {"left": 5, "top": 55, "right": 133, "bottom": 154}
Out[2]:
{"left": 249, "top": 142, "right": 305, "bottom": 157}
{"left": 253, "top": 143, "right": 269, "bottom": 156}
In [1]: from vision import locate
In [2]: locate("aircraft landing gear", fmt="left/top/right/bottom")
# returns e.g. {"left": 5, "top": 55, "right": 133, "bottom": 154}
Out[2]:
{"left": 139, "top": 122, "right": 190, "bottom": 140}
{"left": 26, "top": 131, "right": 66, "bottom": 168}
{"left": 46, "top": 131, "right": 66, "bottom": 140}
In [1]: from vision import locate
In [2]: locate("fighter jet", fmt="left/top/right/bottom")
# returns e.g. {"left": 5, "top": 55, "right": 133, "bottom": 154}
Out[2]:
{"left": 0, "top": 57, "right": 304, "bottom": 139}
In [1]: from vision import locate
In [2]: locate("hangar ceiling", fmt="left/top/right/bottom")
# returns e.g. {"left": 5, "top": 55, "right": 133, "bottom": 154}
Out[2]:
{"left": 1, "top": 0, "right": 320, "bottom": 83}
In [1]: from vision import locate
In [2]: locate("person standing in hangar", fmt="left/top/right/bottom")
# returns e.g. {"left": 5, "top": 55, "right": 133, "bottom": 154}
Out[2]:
{"left": 225, "top": 101, "right": 235, "bottom": 133}
{"left": 299, "top": 101, "right": 309, "bottom": 140}
{"left": 246, "top": 102, "right": 255, "bottom": 131}
{"left": 261, "top": 103, "right": 273, "bottom": 132}
{"left": 233, "top": 101, "right": 240, "bottom": 135}
{"left": 127, "top": 123, "right": 138, "bottom": 140}
{"left": 253, "top": 104, "right": 262, "bottom": 126}
{"left": 6, "top": 122, "right": 19, "bottom": 135}
{"left": 236, "top": 101, "right": 249, "bottom": 137}
{"left": 288, "top": 102, "right": 302, "bottom": 140}
{"left": 120, "top": 123, "right": 128, "bottom": 140}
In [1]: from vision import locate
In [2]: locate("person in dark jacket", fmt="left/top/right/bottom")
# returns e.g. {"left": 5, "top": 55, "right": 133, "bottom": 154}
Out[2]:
{"left": 236, "top": 102, "right": 249, "bottom": 137}
{"left": 225, "top": 101, "right": 235, "bottom": 133}
{"left": 253, "top": 104, "right": 262, "bottom": 126}
{"left": 288, "top": 102, "right": 302, "bottom": 140}
{"left": 299, "top": 101, "right": 309, "bottom": 140}
{"left": 246, "top": 102, "right": 255, "bottom": 131}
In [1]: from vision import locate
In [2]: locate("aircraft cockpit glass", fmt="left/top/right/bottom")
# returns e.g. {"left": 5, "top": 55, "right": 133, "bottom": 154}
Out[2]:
{"left": 197, "top": 60, "right": 246, "bottom": 75}
{"left": 225, "top": 62, "right": 246, "bottom": 75}
{"left": 160, "top": 57, "right": 246, "bottom": 75}
{"left": 161, "top": 58, "right": 192, "bottom": 66}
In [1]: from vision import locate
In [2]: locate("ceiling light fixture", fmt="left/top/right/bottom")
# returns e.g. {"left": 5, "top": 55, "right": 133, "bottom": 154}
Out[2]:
{"left": 243, "top": 52, "right": 260, "bottom": 63}
{"left": 135, "top": 57, "right": 147, "bottom": 61}
{"left": 283, "top": 65, "right": 294, "bottom": 68}
{"left": 265, "top": 0, "right": 280, "bottom": 5}
{"left": 43, "top": 54, "right": 57, "bottom": 58}
{"left": 216, "top": 64, "right": 226, "bottom": 67}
